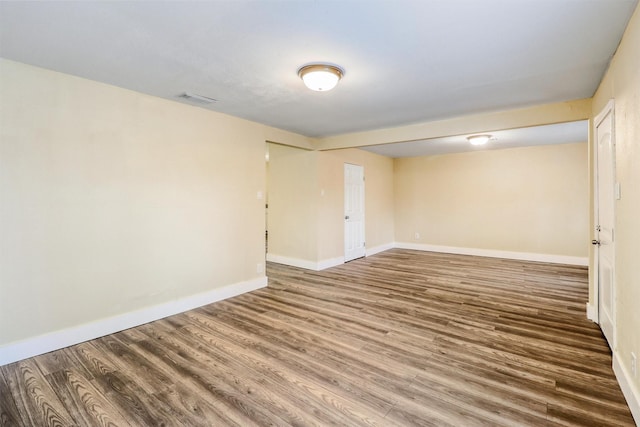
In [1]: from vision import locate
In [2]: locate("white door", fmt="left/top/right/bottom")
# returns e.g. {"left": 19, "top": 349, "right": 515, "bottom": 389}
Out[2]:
{"left": 594, "top": 100, "right": 616, "bottom": 348}
{"left": 344, "top": 163, "right": 365, "bottom": 262}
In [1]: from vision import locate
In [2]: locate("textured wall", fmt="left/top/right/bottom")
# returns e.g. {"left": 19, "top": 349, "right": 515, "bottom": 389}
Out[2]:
{"left": 0, "top": 60, "right": 268, "bottom": 346}
{"left": 394, "top": 143, "right": 589, "bottom": 257}
{"left": 591, "top": 2, "right": 640, "bottom": 410}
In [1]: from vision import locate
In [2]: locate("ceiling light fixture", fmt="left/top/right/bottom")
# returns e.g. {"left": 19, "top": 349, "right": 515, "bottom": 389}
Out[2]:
{"left": 467, "top": 134, "right": 492, "bottom": 146}
{"left": 298, "top": 64, "right": 344, "bottom": 92}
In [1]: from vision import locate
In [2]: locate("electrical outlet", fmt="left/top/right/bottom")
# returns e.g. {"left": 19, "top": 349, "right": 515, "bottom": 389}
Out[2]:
{"left": 257, "top": 263, "right": 264, "bottom": 274}
{"left": 632, "top": 352, "right": 637, "bottom": 377}
{"left": 414, "top": 232, "right": 420, "bottom": 240}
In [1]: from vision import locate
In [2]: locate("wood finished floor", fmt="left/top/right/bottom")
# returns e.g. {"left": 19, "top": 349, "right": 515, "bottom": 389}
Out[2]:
{"left": 1, "top": 249, "right": 635, "bottom": 426}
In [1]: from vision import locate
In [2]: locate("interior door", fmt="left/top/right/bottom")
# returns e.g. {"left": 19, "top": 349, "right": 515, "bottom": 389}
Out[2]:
{"left": 344, "top": 163, "right": 365, "bottom": 262}
{"left": 594, "top": 100, "right": 616, "bottom": 348}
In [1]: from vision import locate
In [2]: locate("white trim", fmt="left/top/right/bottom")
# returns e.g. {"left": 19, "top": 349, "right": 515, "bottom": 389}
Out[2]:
{"left": 268, "top": 244, "right": 396, "bottom": 271}
{"left": 613, "top": 350, "right": 640, "bottom": 425}
{"left": 594, "top": 99, "right": 616, "bottom": 127}
{"left": 366, "top": 242, "right": 394, "bottom": 257}
{"left": 318, "top": 256, "right": 345, "bottom": 270}
{"left": 267, "top": 253, "right": 344, "bottom": 271}
{"left": 395, "top": 242, "right": 589, "bottom": 266}
{"left": 0, "top": 276, "right": 267, "bottom": 366}
{"left": 593, "top": 99, "right": 617, "bottom": 350}
{"left": 586, "top": 302, "right": 598, "bottom": 322}
{"left": 270, "top": 243, "right": 589, "bottom": 271}
{"left": 267, "top": 253, "right": 321, "bottom": 270}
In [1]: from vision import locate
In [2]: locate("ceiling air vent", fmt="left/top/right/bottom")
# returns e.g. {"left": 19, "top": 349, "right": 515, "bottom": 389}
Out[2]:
{"left": 178, "top": 92, "right": 217, "bottom": 104}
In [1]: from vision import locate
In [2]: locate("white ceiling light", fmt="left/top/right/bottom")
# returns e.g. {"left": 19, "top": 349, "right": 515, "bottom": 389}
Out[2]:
{"left": 467, "top": 135, "right": 492, "bottom": 146}
{"left": 298, "top": 64, "right": 344, "bottom": 92}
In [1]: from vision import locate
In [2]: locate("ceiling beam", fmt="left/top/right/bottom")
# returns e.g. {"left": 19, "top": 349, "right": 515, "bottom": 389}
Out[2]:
{"left": 263, "top": 125, "right": 318, "bottom": 151}
{"left": 316, "top": 98, "right": 592, "bottom": 151}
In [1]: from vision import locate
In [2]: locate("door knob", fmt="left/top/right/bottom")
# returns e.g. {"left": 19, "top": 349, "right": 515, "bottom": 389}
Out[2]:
{"left": 592, "top": 239, "right": 601, "bottom": 246}
{"left": 345, "top": 215, "right": 350, "bottom": 220}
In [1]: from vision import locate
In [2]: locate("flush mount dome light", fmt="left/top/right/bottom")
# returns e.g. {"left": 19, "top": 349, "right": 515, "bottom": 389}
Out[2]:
{"left": 467, "top": 134, "right": 492, "bottom": 146}
{"left": 298, "top": 64, "right": 344, "bottom": 91}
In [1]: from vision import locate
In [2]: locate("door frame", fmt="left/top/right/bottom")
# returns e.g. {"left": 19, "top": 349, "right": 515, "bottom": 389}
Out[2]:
{"left": 592, "top": 98, "right": 616, "bottom": 347}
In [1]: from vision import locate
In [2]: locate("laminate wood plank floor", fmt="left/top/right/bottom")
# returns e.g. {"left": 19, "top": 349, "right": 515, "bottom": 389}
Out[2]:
{"left": 1, "top": 249, "right": 635, "bottom": 426}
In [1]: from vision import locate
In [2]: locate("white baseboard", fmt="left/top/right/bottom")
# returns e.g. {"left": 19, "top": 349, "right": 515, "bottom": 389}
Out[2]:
{"left": 586, "top": 302, "right": 598, "bottom": 322}
{"left": 267, "top": 253, "right": 320, "bottom": 270}
{"left": 0, "top": 276, "right": 267, "bottom": 367}
{"left": 267, "top": 253, "right": 344, "bottom": 271}
{"left": 613, "top": 350, "right": 640, "bottom": 425}
{"left": 395, "top": 242, "right": 589, "bottom": 266}
{"left": 317, "top": 256, "right": 345, "bottom": 270}
{"left": 366, "top": 242, "right": 394, "bottom": 257}
{"left": 268, "top": 242, "right": 583, "bottom": 271}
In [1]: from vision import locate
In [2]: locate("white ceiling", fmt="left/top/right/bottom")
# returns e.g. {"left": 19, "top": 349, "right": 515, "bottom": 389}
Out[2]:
{"left": 360, "top": 120, "right": 588, "bottom": 158}
{"left": 0, "top": 1, "right": 636, "bottom": 139}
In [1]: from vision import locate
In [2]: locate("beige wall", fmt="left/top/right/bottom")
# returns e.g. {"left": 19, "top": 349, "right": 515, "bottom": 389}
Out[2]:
{"left": 317, "top": 149, "right": 395, "bottom": 260}
{"left": 266, "top": 143, "right": 319, "bottom": 262}
{"left": 267, "top": 144, "right": 394, "bottom": 266}
{"left": 394, "top": 143, "right": 589, "bottom": 257}
{"left": 591, "top": 3, "right": 640, "bottom": 405}
{"left": 0, "top": 60, "right": 269, "bottom": 346}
